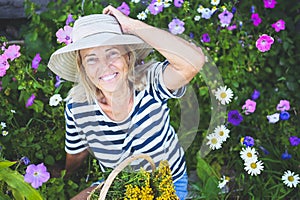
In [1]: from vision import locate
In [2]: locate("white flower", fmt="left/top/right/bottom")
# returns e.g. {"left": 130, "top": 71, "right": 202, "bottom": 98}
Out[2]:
{"left": 206, "top": 133, "right": 222, "bottom": 150}
{"left": 2, "top": 130, "right": 8, "bottom": 136}
{"left": 282, "top": 170, "right": 300, "bottom": 188}
{"left": 194, "top": 15, "right": 201, "bottom": 21}
{"left": 201, "top": 8, "right": 213, "bottom": 19}
{"left": 211, "top": 0, "right": 220, "bottom": 6}
{"left": 197, "top": 5, "right": 204, "bottom": 13}
{"left": 218, "top": 175, "right": 229, "bottom": 189}
{"left": 10, "top": 110, "right": 16, "bottom": 113}
{"left": 163, "top": 0, "right": 172, "bottom": 7}
{"left": 49, "top": 94, "right": 62, "bottom": 106}
{"left": 267, "top": 113, "right": 280, "bottom": 123}
{"left": 214, "top": 85, "right": 234, "bottom": 105}
{"left": 131, "top": 0, "right": 140, "bottom": 3}
{"left": 244, "top": 160, "right": 264, "bottom": 176}
{"left": 240, "top": 147, "right": 258, "bottom": 162}
{"left": 213, "top": 125, "right": 230, "bottom": 142}
{"left": 1, "top": 122, "right": 6, "bottom": 129}
{"left": 137, "top": 11, "right": 147, "bottom": 20}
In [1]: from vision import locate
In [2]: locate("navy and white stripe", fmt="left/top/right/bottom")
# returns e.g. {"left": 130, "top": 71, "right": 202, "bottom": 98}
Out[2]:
{"left": 65, "top": 61, "right": 186, "bottom": 182}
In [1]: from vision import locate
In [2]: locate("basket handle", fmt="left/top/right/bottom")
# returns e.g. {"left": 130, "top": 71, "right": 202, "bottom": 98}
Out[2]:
{"left": 98, "top": 154, "right": 156, "bottom": 200}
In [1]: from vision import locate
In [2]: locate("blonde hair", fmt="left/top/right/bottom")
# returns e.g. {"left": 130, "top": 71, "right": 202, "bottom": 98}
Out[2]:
{"left": 66, "top": 45, "right": 153, "bottom": 104}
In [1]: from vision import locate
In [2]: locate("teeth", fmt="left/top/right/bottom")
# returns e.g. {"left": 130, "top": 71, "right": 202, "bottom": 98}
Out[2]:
{"left": 101, "top": 73, "right": 117, "bottom": 81}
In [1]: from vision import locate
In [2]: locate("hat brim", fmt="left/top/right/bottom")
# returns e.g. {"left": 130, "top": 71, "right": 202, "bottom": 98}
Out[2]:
{"left": 48, "top": 33, "right": 152, "bottom": 82}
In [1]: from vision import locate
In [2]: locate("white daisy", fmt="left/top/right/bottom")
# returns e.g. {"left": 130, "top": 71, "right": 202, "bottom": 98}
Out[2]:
{"left": 266, "top": 113, "right": 280, "bottom": 123}
{"left": 244, "top": 160, "right": 264, "bottom": 176}
{"left": 218, "top": 175, "right": 230, "bottom": 189}
{"left": 131, "top": 0, "right": 140, "bottom": 3}
{"left": 210, "top": 0, "right": 220, "bottom": 6}
{"left": 49, "top": 94, "right": 62, "bottom": 106}
{"left": 163, "top": 0, "right": 172, "bottom": 7}
{"left": 282, "top": 170, "right": 300, "bottom": 188}
{"left": 240, "top": 147, "right": 258, "bottom": 162}
{"left": 137, "top": 11, "right": 147, "bottom": 20}
{"left": 206, "top": 133, "right": 222, "bottom": 150}
{"left": 213, "top": 125, "right": 230, "bottom": 142}
{"left": 1, "top": 122, "right": 6, "bottom": 129}
{"left": 2, "top": 130, "right": 8, "bottom": 136}
{"left": 214, "top": 85, "right": 234, "bottom": 105}
{"left": 197, "top": 5, "right": 205, "bottom": 13}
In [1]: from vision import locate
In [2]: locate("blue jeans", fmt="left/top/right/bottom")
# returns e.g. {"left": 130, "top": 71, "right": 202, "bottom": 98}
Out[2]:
{"left": 174, "top": 172, "right": 188, "bottom": 200}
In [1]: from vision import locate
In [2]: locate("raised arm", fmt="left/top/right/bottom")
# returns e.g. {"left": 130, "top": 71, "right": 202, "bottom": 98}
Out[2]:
{"left": 103, "top": 6, "right": 205, "bottom": 91}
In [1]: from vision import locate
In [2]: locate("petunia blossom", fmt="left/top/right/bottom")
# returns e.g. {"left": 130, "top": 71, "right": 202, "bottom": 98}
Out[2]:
{"left": 242, "top": 99, "right": 256, "bottom": 115}
{"left": 272, "top": 19, "right": 285, "bottom": 32}
{"left": 263, "top": 0, "right": 277, "bottom": 9}
{"left": 228, "top": 110, "right": 243, "bottom": 126}
{"left": 251, "top": 13, "right": 262, "bottom": 26}
{"left": 148, "top": 1, "right": 164, "bottom": 15}
{"left": 201, "top": 33, "right": 210, "bottom": 43}
{"left": 256, "top": 34, "right": 274, "bottom": 52}
{"left": 55, "top": 75, "right": 62, "bottom": 88}
{"left": 218, "top": 10, "right": 233, "bottom": 27}
{"left": 267, "top": 113, "right": 280, "bottom": 123}
{"left": 276, "top": 100, "right": 290, "bottom": 111}
{"left": 56, "top": 25, "right": 73, "bottom": 45}
{"left": 174, "top": 0, "right": 184, "bottom": 8}
{"left": 0, "top": 54, "right": 9, "bottom": 77}
{"left": 31, "top": 53, "right": 42, "bottom": 70}
{"left": 24, "top": 163, "right": 50, "bottom": 189}
{"left": 4, "top": 44, "right": 21, "bottom": 61}
{"left": 117, "top": 2, "right": 130, "bottom": 16}
{"left": 65, "top": 13, "right": 75, "bottom": 25}
{"left": 168, "top": 18, "right": 185, "bottom": 35}
{"left": 26, "top": 94, "right": 36, "bottom": 108}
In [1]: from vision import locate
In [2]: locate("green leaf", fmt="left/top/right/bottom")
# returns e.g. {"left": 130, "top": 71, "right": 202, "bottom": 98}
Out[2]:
{"left": 0, "top": 161, "right": 17, "bottom": 170}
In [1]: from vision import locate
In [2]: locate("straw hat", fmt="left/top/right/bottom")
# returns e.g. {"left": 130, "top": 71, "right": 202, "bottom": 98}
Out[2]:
{"left": 48, "top": 14, "right": 152, "bottom": 82}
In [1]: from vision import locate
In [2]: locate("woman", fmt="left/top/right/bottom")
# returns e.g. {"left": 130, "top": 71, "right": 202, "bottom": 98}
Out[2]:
{"left": 48, "top": 5, "right": 205, "bottom": 200}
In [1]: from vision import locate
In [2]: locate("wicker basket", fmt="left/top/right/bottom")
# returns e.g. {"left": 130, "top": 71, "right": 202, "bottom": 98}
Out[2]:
{"left": 87, "top": 154, "right": 156, "bottom": 200}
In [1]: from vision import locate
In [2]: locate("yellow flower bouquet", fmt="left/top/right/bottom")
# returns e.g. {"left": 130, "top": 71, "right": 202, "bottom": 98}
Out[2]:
{"left": 88, "top": 154, "right": 179, "bottom": 200}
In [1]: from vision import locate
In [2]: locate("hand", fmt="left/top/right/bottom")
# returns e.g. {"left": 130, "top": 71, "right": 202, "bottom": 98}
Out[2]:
{"left": 102, "top": 5, "right": 137, "bottom": 34}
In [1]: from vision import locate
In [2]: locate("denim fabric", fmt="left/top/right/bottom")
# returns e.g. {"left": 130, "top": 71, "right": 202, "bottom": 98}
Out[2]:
{"left": 174, "top": 172, "right": 188, "bottom": 200}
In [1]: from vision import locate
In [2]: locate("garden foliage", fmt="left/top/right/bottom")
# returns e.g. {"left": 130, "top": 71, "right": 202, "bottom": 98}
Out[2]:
{"left": 0, "top": 0, "right": 300, "bottom": 199}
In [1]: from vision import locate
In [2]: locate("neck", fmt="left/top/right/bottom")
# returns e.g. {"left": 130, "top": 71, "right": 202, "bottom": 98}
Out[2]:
{"left": 98, "top": 86, "right": 133, "bottom": 107}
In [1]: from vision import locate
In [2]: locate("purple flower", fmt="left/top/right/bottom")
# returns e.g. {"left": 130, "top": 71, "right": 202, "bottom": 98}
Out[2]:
{"left": 174, "top": 0, "right": 184, "bottom": 7}
{"left": 251, "top": 13, "right": 262, "bottom": 26}
{"left": 250, "top": 5, "right": 255, "bottom": 13}
{"left": 231, "top": 7, "right": 237, "bottom": 14}
{"left": 20, "top": 156, "right": 31, "bottom": 165}
{"left": 189, "top": 32, "right": 194, "bottom": 39}
{"left": 31, "top": 53, "right": 42, "bottom": 70}
{"left": 117, "top": 2, "right": 130, "bottom": 16}
{"left": 281, "top": 150, "right": 292, "bottom": 160}
{"left": 242, "top": 99, "right": 256, "bottom": 115}
{"left": 251, "top": 89, "right": 260, "bottom": 100}
{"left": 24, "top": 163, "right": 50, "bottom": 189}
{"left": 147, "top": 1, "right": 164, "bottom": 15}
{"left": 55, "top": 75, "right": 62, "bottom": 88}
{"left": 272, "top": 19, "right": 285, "bottom": 32}
{"left": 201, "top": 33, "right": 210, "bottom": 43}
{"left": 256, "top": 34, "right": 274, "bottom": 52}
{"left": 0, "top": 54, "right": 9, "bottom": 77}
{"left": 65, "top": 13, "right": 75, "bottom": 25}
{"left": 276, "top": 100, "right": 290, "bottom": 111}
{"left": 263, "top": 0, "right": 277, "bottom": 9}
{"left": 228, "top": 110, "right": 243, "bottom": 126}
{"left": 26, "top": 94, "right": 36, "bottom": 108}
{"left": 56, "top": 25, "right": 73, "bottom": 45}
{"left": 280, "top": 111, "right": 290, "bottom": 120}
{"left": 168, "top": 18, "right": 185, "bottom": 35}
{"left": 218, "top": 10, "right": 233, "bottom": 27}
{"left": 4, "top": 45, "right": 21, "bottom": 61}
{"left": 227, "top": 24, "right": 237, "bottom": 31}
{"left": 289, "top": 136, "right": 300, "bottom": 146}
{"left": 243, "top": 136, "right": 255, "bottom": 147}
{"left": 259, "top": 146, "right": 269, "bottom": 155}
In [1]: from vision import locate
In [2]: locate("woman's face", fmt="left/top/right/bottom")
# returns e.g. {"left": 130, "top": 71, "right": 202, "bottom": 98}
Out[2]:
{"left": 80, "top": 45, "right": 129, "bottom": 93}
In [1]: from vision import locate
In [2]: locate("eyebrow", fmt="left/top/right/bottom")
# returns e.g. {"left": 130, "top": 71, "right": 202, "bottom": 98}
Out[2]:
{"left": 83, "top": 48, "right": 118, "bottom": 59}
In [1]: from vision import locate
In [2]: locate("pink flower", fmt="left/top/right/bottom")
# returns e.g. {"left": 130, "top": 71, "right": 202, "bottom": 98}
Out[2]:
{"left": 227, "top": 24, "right": 237, "bottom": 31}
{"left": 218, "top": 10, "right": 233, "bottom": 27}
{"left": 251, "top": 13, "right": 262, "bottom": 26}
{"left": 117, "top": 2, "right": 130, "bottom": 16}
{"left": 276, "top": 100, "right": 290, "bottom": 111}
{"left": 168, "top": 18, "right": 185, "bottom": 35}
{"left": 148, "top": 1, "right": 164, "bottom": 15}
{"left": 272, "top": 19, "right": 285, "bottom": 32}
{"left": 174, "top": 0, "right": 184, "bottom": 8}
{"left": 24, "top": 163, "right": 50, "bottom": 189}
{"left": 56, "top": 25, "right": 73, "bottom": 45}
{"left": 31, "top": 53, "right": 42, "bottom": 70}
{"left": 256, "top": 34, "right": 274, "bottom": 52}
{"left": 263, "top": 0, "right": 277, "bottom": 9}
{"left": 242, "top": 99, "right": 256, "bottom": 115}
{"left": 26, "top": 94, "right": 36, "bottom": 108}
{"left": 4, "top": 44, "right": 21, "bottom": 61}
{"left": 0, "top": 54, "right": 9, "bottom": 77}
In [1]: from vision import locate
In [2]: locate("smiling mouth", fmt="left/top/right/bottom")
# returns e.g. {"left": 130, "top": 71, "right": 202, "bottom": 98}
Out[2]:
{"left": 100, "top": 72, "right": 118, "bottom": 81}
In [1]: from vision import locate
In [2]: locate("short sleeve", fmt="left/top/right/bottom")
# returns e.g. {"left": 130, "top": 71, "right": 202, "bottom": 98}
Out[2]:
{"left": 148, "top": 61, "right": 186, "bottom": 100}
{"left": 65, "top": 102, "right": 88, "bottom": 154}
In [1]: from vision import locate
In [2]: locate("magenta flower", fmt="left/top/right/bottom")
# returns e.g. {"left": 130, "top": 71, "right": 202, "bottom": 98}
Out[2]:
{"left": 272, "top": 19, "right": 285, "bottom": 32}
{"left": 228, "top": 110, "right": 243, "bottom": 126}
{"left": 256, "top": 34, "right": 274, "bottom": 52}
{"left": 56, "top": 25, "right": 73, "bottom": 45}
{"left": 0, "top": 54, "right": 9, "bottom": 77}
{"left": 201, "top": 33, "right": 210, "bottom": 43}
{"left": 276, "top": 100, "right": 290, "bottom": 111}
{"left": 168, "top": 18, "right": 185, "bottom": 35}
{"left": 251, "top": 13, "right": 262, "bottom": 26}
{"left": 174, "top": 0, "right": 184, "bottom": 7}
{"left": 263, "top": 0, "right": 277, "bottom": 9}
{"left": 218, "top": 10, "right": 233, "bottom": 27}
{"left": 31, "top": 53, "right": 42, "bottom": 70}
{"left": 26, "top": 94, "right": 36, "bottom": 108}
{"left": 65, "top": 13, "right": 75, "bottom": 25}
{"left": 242, "top": 99, "right": 256, "bottom": 115}
{"left": 117, "top": 2, "right": 130, "bottom": 16}
{"left": 227, "top": 24, "right": 237, "bottom": 31}
{"left": 4, "top": 44, "right": 21, "bottom": 61}
{"left": 148, "top": 1, "right": 164, "bottom": 15}
{"left": 24, "top": 163, "right": 50, "bottom": 189}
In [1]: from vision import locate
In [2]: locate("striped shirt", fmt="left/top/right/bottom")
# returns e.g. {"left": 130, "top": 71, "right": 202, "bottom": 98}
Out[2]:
{"left": 65, "top": 61, "right": 186, "bottom": 182}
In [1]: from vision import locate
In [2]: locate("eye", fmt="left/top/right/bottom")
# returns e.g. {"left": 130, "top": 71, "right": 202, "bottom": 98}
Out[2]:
{"left": 106, "top": 49, "right": 121, "bottom": 61}
{"left": 85, "top": 56, "right": 98, "bottom": 65}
